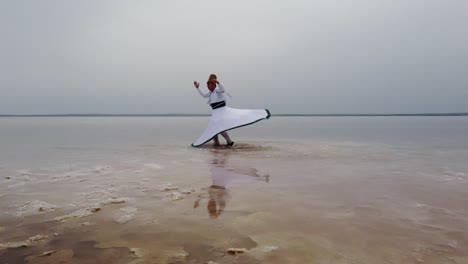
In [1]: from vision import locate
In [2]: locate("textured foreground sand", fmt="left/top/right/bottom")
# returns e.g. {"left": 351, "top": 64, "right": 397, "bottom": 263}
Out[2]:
{"left": 1, "top": 141, "right": 468, "bottom": 263}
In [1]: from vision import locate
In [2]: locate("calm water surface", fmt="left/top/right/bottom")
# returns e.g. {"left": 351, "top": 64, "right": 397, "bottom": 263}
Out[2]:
{"left": 0, "top": 116, "right": 467, "bottom": 263}
{"left": 1, "top": 116, "right": 467, "bottom": 164}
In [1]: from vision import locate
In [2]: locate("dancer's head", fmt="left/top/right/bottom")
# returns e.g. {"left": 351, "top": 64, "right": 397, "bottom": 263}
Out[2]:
{"left": 206, "top": 74, "right": 217, "bottom": 91}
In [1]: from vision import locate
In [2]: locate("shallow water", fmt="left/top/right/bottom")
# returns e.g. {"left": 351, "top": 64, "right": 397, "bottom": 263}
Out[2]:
{"left": 1, "top": 117, "right": 468, "bottom": 263}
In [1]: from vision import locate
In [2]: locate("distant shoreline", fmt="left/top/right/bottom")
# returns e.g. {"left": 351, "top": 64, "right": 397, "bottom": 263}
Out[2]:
{"left": 1, "top": 113, "right": 467, "bottom": 117}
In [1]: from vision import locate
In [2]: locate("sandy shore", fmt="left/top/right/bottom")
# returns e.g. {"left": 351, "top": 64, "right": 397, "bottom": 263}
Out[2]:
{"left": 1, "top": 140, "right": 468, "bottom": 263}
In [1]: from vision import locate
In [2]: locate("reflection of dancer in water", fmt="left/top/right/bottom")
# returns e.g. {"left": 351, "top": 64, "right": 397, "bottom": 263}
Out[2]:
{"left": 194, "top": 152, "right": 269, "bottom": 218}
{"left": 192, "top": 74, "right": 271, "bottom": 147}
{"left": 203, "top": 185, "right": 229, "bottom": 219}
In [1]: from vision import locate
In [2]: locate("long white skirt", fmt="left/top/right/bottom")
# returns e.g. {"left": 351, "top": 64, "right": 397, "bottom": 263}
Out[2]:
{"left": 192, "top": 107, "right": 271, "bottom": 147}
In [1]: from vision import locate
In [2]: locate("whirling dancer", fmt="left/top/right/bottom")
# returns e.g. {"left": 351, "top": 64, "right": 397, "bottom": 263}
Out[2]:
{"left": 192, "top": 74, "right": 270, "bottom": 147}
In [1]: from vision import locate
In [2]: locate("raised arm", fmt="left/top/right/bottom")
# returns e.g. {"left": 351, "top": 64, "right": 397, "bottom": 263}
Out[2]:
{"left": 194, "top": 81, "right": 210, "bottom": 98}
{"left": 197, "top": 87, "right": 210, "bottom": 98}
{"left": 216, "top": 82, "right": 225, "bottom": 93}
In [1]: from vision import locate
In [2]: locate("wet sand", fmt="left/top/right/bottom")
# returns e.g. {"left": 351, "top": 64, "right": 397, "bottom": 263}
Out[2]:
{"left": 1, "top": 139, "right": 468, "bottom": 263}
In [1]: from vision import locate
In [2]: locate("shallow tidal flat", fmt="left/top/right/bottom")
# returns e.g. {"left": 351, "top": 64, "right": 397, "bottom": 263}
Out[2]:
{"left": 1, "top": 139, "right": 468, "bottom": 264}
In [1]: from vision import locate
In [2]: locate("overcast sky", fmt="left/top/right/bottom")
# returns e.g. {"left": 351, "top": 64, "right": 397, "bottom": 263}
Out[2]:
{"left": 1, "top": 0, "right": 467, "bottom": 114}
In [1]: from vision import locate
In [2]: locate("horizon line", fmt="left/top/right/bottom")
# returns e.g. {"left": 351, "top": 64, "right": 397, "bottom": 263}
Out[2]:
{"left": 1, "top": 112, "right": 468, "bottom": 117}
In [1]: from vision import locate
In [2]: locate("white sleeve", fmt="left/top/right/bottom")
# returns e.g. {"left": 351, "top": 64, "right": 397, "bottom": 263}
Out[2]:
{"left": 216, "top": 82, "right": 225, "bottom": 93}
{"left": 197, "top": 88, "right": 210, "bottom": 98}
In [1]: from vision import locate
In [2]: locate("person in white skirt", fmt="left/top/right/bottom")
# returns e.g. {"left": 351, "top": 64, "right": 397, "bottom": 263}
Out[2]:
{"left": 192, "top": 74, "right": 270, "bottom": 147}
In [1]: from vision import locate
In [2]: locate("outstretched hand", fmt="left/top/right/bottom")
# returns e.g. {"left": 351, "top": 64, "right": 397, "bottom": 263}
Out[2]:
{"left": 193, "top": 81, "right": 200, "bottom": 89}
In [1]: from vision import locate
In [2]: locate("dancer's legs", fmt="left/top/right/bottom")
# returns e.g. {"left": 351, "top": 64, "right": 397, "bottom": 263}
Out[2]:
{"left": 220, "top": 132, "right": 234, "bottom": 146}
{"left": 213, "top": 135, "right": 221, "bottom": 146}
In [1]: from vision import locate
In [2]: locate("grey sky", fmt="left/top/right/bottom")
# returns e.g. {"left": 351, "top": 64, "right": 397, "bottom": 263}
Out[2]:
{"left": 1, "top": 0, "right": 467, "bottom": 114}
